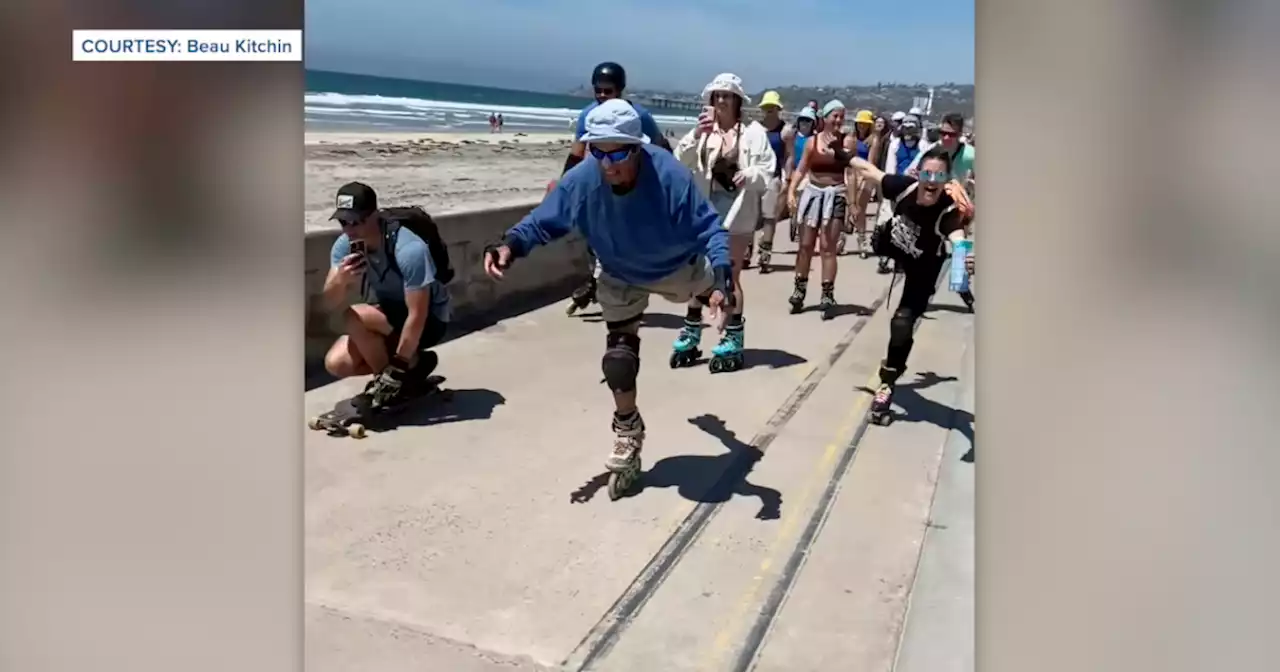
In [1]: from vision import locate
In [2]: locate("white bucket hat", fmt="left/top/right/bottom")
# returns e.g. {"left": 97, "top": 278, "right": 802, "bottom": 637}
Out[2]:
{"left": 701, "top": 73, "right": 750, "bottom": 104}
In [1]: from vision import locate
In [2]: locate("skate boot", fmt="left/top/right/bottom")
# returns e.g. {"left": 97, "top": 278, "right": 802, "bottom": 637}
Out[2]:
{"left": 709, "top": 316, "right": 745, "bottom": 373}
{"left": 870, "top": 362, "right": 903, "bottom": 425}
{"left": 819, "top": 280, "right": 837, "bottom": 321}
{"left": 757, "top": 242, "right": 773, "bottom": 274}
{"left": 565, "top": 277, "right": 597, "bottom": 316}
{"left": 959, "top": 289, "right": 975, "bottom": 313}
{"left": 869, "top": 383, "right": 896, "bottom": 426}
{"left": 605, "top": 410, "right": 645, "bottom": 500}
{"left": 877, "top": 256, "right": 892, "bottom": 274}
{"left": 788, "top": 276, "right": 807, "bottom": 314}
{"left": 669, "top": 317, "right": 704, "bottom": 368}
{"left": 858, "top": 231, "right": 869, "bottom": 259}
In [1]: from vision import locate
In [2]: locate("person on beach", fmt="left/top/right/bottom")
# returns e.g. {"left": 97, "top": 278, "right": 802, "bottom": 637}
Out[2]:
{"left": 787, "top": 100, "right": 856, "bottom": 319}
{"left": 489, "top": 112, "right": 498, "bottom": 133}
{"left": 483, "top": 99, "right": 731, "bottom": 480}
{"left": 562, "top": 61, "right": 670, "bottom": 316}
{"left": 673, "top": 73, "right": 777, "bottom": 370}
{"left": 849, "top": 109, "right": 883, "bottom": 258}
{"left": 844, "top": 146, "right": 974, "bottom": 421}
{"left": 751, "top": 90, "right": 790, "bottom": 273}
{"left": 321, "top": 182, "right": 452, "bottom": 405}
{"left": 875, "top": 114, "right": 925, "bottom": 274}
{"left": 497, "top": 113, "right": 504, "bottom": 133}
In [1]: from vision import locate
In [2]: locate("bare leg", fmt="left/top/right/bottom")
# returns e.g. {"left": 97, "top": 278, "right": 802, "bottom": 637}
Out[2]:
{"left": 323, "top": 305, "right": 393, "bottom": 378}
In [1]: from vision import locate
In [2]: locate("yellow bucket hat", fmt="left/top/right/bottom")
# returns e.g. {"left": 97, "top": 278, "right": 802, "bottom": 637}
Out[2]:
{"left": 758, "top": 90, "right": 783, "bottom": 110}
{"left": 854, "top": 109, "right": 875, "bottom": 124}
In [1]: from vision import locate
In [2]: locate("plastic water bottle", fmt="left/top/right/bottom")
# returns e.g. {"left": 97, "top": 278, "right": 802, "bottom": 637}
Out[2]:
{"left": 949, "top": 239, "right": 972, "bottom": 292}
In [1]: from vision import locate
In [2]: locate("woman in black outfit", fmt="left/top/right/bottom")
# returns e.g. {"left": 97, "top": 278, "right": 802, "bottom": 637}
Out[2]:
{"left": 845, "top": 145, "right": 975, "bottom": 421}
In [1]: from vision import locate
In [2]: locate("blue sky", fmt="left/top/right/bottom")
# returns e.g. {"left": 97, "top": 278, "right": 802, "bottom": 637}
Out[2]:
{"left": 306, "top": 0, "right": 973, "bottom": 92}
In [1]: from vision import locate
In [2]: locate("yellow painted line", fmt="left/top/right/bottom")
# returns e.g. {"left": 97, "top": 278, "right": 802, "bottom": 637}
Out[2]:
{"left": 701, "top": 366, "right": 881, "bottom": 669}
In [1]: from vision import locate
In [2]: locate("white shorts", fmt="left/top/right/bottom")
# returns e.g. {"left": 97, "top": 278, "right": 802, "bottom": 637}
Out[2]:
{"left": 760, "top": 176, "right": 783, "bottom": 221}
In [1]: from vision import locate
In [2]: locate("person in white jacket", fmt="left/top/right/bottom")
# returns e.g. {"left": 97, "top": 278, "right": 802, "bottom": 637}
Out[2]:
{"left": 673, "top": 72, "right": 777, "bottom": 371}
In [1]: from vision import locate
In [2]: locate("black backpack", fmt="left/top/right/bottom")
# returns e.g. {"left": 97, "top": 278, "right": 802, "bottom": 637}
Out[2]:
{"left": 379, "top": 206, "right": 455, "bottom": 285}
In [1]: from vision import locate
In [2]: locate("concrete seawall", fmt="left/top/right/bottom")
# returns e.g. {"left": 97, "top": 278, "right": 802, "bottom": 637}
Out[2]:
{"left": 305, "top": 201, "right": 590, "bottom": 363}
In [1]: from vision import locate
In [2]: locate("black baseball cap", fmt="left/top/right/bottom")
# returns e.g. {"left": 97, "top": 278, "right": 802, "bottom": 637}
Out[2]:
{"left": 330, "top": 182, "right": 378, "bottom": 223}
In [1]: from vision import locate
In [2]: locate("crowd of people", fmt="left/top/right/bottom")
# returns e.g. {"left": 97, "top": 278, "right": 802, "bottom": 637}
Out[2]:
{"left": 318, "top": 61, "right": 976, "bottom": 490}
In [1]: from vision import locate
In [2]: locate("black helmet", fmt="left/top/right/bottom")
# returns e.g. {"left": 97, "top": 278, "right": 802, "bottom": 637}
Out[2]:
{"left": 591, "top": 62, "right": 627, "bottom": 90}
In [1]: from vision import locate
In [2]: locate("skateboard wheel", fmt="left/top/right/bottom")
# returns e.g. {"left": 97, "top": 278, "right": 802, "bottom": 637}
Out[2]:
{"left": 348, "top": 423, "right": 367, "bottom": 439}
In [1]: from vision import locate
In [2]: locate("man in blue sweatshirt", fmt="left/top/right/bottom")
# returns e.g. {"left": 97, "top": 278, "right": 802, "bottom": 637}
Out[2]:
{"left": 484, "top": 99, "right": 732, "bottom": 486}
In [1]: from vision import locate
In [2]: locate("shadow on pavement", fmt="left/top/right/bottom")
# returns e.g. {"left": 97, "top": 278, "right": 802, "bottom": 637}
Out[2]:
{"left": 339, "top": 387, "right": 506, "bottom": 435}
{"left": 580, "top": 312, "right": 732, "bottom": 331}
{"left": 857, "top": 370, "right": 974, "bottom": 460}
{"left": 569, "top": 413, "right": 783, "bottom": 520}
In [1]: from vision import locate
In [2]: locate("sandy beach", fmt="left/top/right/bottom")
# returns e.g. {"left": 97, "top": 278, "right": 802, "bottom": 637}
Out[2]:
{"left": 305, "top": 131, "right": 572, "bottom": 232}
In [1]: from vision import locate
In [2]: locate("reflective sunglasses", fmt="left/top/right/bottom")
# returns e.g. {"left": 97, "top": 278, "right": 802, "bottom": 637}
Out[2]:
{"left": 919, "top": 169, "right": 951, "bottom": 184}
{"left": 588, "top": 144, "right": 637, "bottom": 165}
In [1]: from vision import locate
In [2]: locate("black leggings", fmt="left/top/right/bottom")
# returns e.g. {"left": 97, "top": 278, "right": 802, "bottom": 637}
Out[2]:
{"left": 883, "top": 254, "right": 946, "bottom": 380}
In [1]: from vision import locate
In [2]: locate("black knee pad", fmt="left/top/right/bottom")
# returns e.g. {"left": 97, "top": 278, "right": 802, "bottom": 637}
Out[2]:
{"left": 602, "top": 332, "right": 641, "bottom": 393}
{"left": 889, "top": 308, "right": 917, "bottom": 346}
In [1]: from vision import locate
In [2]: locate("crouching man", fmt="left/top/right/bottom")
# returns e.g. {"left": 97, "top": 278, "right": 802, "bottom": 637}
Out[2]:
{"left": 322, "top": 182, "right": 453, "bottom": 406}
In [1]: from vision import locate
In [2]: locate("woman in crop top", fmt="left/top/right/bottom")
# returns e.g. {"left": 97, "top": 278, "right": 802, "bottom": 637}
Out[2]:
{"left": 786, "top": 100, "right": 857, "bottom": 321}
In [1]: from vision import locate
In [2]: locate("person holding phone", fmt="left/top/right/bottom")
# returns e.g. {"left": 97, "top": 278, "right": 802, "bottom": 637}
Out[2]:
{"left": 483, "top": 99, "right": 731, "bottom": 480}
{"left": 674, "top": 73, "right": 777, "bottom": 370}
{"left": 321, "top": 182, "right": 452, "bottom": 406}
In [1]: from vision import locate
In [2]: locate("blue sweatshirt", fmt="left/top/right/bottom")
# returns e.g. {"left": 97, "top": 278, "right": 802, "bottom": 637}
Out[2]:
{"left": 503, "top": 145, "right": 730, "bottom": 285}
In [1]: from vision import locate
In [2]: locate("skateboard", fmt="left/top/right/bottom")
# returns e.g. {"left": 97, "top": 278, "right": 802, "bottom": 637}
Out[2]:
{"left": 308, "top": 375, "right": 452, "bottom": 438}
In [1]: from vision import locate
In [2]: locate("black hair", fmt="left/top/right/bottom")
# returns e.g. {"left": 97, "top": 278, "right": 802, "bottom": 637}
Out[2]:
{"left": 918, "top": 145, "right": 954, "bottom": 172}
{"left": 941, "top": 112, "right": 965, "bottom": 130}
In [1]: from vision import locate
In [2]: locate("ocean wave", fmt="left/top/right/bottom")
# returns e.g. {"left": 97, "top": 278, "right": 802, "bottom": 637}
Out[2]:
{"left": 305, "top": 91, "right": 698, "bottom": 127}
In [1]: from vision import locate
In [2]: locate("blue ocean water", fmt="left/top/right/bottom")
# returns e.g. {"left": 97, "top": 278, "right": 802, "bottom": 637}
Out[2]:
{"left": 306, "top": 70, "right": 695, "bottom": 133}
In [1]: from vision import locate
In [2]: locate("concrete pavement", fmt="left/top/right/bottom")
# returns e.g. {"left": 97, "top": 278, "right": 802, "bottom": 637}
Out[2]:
{"left": 305, "top": 234, "right": 975, "bottom": 671}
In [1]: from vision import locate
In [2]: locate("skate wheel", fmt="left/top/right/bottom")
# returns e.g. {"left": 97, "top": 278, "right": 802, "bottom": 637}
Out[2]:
{"left": 709, "top": 358, "right": 724, "bottom": 374}
{"left": 566, "top": 302, "right": 578, "bottom": 316}
{"left": 308, "top": 416, "right": 324, "bottom": 431}
{"left": 669, "top": 352, "right": 680, "bottom": 369}
{"left": 348, "top": 423, "right": 367, "bottom": 439}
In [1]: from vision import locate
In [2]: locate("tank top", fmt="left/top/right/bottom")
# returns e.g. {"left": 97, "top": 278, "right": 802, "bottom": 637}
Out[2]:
{"left": 764, "top": 120, "right": 786, "bottom": 178}
{"left": 809, "top": 132, "right": 847, "bottom": 181}
{"left": 792, "top": 134, "right": 809, "bottom": 171}
{"left": 855, "top": 136, "right": 871, "bottom": 160}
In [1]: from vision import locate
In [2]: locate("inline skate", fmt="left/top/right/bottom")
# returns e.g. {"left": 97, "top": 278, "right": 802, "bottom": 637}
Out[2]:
{"left": 788, "top": 276, "right": 807, "bottom": 314}
{"left": 605, "top": 410, "right": 645, "bottom": 500}
{"left": 819, "top": 280, "right": 836, "bottom": 321}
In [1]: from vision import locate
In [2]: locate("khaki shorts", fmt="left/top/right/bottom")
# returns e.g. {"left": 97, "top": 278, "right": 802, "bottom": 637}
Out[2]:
{"left": 597, "top": 257, "right": 714, "bottom": 324}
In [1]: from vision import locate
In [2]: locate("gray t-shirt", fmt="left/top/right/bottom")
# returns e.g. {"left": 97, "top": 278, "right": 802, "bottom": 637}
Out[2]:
{"left": 330, "top": 221, "right": 451, "bottom": 322}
